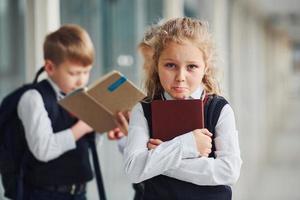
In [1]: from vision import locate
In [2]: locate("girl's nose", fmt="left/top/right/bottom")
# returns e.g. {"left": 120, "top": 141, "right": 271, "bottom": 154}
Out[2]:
{"left": 176, "top": 69, "right": 185, "bottom": 82}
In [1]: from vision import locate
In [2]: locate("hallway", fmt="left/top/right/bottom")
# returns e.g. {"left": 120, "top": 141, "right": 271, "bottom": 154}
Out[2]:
{"left": 250, "top": 86, "right": 300, "bottom": 199}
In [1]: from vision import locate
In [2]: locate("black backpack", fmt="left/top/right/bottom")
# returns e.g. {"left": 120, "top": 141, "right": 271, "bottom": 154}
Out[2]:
{"left": 0, "top": 67, "right": 45, "bottom": 199}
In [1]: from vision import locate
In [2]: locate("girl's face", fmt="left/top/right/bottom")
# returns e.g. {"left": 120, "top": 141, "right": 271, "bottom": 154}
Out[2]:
{"left": 158, "top": 40, "right": 206, "bottom": 99}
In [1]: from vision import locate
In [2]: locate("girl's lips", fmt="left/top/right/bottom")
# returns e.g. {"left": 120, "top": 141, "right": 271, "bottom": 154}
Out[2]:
{"left": 172, "top": 87, "right": 188, "bottom": 92}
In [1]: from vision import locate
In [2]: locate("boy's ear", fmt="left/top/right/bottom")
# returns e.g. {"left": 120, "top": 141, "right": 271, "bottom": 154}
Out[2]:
{"left": 44, "top": 60, "right": 55, "bottom": 75}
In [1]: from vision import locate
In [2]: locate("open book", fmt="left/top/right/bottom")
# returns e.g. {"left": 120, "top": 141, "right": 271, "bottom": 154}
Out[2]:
{"left": 151, "top": 99, "right": 204, "bottom": 141}
{"left": 59, "top": 70, "right": 146, "bottom": 133}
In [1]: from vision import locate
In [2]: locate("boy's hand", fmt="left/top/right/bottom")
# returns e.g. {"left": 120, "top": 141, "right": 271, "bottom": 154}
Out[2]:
{"left": 114, "top": 111, "right": 130, "bottom": 136}
{"left": 192, "top": 129, "right": 213, "bottom": 157}
{"left": 107, "top": 127, "right": 126, "bottom": 140}
{"left": 71, "top": 120, "right": 93, "bottom": 140}
{"left": 147, "top": 138, "right": 163, "bottom": 150}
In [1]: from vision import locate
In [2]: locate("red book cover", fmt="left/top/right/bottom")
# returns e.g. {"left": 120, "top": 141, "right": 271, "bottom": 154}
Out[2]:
{"left": 151, "top": 99, "right": 204, "bottom": 141}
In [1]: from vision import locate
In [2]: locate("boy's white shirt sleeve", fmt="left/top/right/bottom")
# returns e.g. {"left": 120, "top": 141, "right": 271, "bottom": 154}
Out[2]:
{"left": 163, "top": 104, "right": 242, "bottom": 186}
{"left": 123, "top": 103, "right": 200, "bottom": 183}
{"left": 123, "top": 103, "right": 242, "bottom": 186}
{"left": 17, "top": 89, "right": 76, "bottom": 162}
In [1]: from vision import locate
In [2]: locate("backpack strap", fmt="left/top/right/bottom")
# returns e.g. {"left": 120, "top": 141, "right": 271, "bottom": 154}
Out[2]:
{"left": 133, "top": 100, "right": 152, "bottom": 200}
{"left": 33, "top": 66, "right": 45, "bottom": 84}
{"left": 204, "top": 95, "right": 228, "bottom": 134}
{"left": 86, "top": 133, "right": 107, "bottom": 200}
{"left": 141, "top": 102, "right": 152, "bottom": 137}
{"left": 204, "top": 95, "right": 228, "bottom": 158}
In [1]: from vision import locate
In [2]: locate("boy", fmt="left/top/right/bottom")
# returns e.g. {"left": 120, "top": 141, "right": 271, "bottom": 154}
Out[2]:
{"left": 18, "top": 24, "right": 117, "bottom": 200}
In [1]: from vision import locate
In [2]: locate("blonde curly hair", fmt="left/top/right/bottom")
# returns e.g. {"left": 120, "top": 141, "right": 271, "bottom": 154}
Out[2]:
{"left": 141, "top": 17, "right": 220, "bottom": 99}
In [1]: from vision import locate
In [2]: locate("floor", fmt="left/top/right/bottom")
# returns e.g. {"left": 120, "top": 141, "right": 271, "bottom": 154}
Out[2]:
{"left": 249, "top": 93, "right": 300, "bottom": 200}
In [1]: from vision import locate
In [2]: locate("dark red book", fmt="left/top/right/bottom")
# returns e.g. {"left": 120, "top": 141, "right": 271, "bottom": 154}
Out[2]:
{"left": 151, "top": 99, "right": 204, "bottom": 141}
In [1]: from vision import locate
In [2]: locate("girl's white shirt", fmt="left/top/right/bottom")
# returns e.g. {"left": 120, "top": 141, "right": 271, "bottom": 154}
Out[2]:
{"left": 123, "top": 86, "right": 242, "bottom": 186}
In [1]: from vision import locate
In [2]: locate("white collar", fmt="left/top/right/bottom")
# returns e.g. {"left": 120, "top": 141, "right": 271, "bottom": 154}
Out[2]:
{"left": 47, "top": 78, "right": 65, "bottom": 100}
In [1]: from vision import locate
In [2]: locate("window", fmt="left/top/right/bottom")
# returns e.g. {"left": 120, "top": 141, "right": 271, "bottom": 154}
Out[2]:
{"left": 0, "top": 0, "right": 25, "bottom": 100}
{"left": 60, "top": 0, "right": 163, "bottom": 84}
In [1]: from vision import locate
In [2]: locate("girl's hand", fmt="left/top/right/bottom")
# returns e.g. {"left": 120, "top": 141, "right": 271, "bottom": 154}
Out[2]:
{"left": 192, "top": 129, "right": 213, "bottom": 157}
{"left": 114, "top": 111, "right": 130, "bottom": 136}
{"left": 107, "top": 127, "right": 126, "bottom": 140}
{"left": 147, "top": 138, "right": 163, "bottom": 150}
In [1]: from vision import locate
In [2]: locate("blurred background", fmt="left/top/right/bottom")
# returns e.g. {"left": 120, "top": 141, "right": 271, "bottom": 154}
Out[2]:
{"left": 1, "top": 0, "right": 300, "bottom": 199}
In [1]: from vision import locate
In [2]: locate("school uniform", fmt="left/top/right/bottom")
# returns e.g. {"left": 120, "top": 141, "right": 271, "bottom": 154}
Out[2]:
{"left": 124, "top": 86, "right": 242, "bottom": 200}
{"left": 18, "top": 79, "right": 93, "bottom": 200}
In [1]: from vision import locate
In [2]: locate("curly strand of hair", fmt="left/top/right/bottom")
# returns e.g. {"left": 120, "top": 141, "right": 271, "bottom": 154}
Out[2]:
{"left": 142, "top": 17, "right": 221, "bottom": 99}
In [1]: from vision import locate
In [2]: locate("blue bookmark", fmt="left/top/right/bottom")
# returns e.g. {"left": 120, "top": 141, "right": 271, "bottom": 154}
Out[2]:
{"left": 107, "top": 76, "right": 126, "bottom": 92}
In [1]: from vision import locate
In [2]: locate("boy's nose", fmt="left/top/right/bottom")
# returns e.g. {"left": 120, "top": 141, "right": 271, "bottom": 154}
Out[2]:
{"left": 76, "top": 78, "right": 84, "bottom": 87}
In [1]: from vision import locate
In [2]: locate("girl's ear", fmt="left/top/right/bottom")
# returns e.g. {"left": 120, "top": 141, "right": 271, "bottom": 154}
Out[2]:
{"left": 44, "top": 60, "right": 55, "bottom": 75}
{"left": 204, "top": 65, "right": 209, "bottom": 74}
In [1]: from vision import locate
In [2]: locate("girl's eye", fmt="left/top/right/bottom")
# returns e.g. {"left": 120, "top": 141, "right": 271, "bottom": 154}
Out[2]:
{"left": 165, "top": 63, "right": 176, "bottom": 68}
{"left": 187, "top": 64, "right": 199, "bottom": 70}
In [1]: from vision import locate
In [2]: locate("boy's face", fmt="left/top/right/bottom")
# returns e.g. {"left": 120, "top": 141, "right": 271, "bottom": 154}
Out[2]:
{"left": 158, "top": 40, "right": 205, "bottom": 100}
{"left": 45, "top": 60, "right": 92, "bottom": 94}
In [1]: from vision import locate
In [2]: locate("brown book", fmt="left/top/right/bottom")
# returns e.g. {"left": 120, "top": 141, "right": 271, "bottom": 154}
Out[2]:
{"left": 151, "top": 99, "right": 204, "bottom": 141}
{"left": 59, "top": 70, "right": 146, "bottom": 133}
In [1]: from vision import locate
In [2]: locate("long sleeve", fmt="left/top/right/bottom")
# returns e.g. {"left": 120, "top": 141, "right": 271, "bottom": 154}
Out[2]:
{"left": 163, "top": 104, "right": 242, "bottom": 186}
{"left": 17, "top": 89, "right": 76, "bottom": 162}
{"left": 123, "top": 103, "right": 200, "bottom": 183}
{"left": 124, "top": 102, "right": 242, "bottom": 186}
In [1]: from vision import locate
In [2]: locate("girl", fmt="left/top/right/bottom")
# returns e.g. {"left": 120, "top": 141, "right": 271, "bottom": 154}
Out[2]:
{"left": 124, "top": 17, "right": 242, "bottom": 200}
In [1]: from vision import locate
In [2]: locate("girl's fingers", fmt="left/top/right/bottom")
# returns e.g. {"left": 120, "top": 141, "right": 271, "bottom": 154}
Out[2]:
{"left": 107, "top": 127, "right": 125, "bottom": 140}
{"left": 108, "top": 130, "right": 119, "bottom": 140}
{"left": 124, "top": 110, "right": 130, "bottom": 122}
{"left": 114, "top": 112, "right": 129, "bottom": 136}
{"left": 200, "top": 129, "right": 213, "bottom": 137}
{"left": 149, "top": 138, "right": 163, "bottom": 145}
{"left": 107, "top": 130, "right": 115, "bottom": 139}
{"left": 118, "top": 112, "right": 129, "bottom": 125}
{"left": 116, "top": 130, "right": 125, "bottom": 138}
{"left": 147, "top": 142, "right": 158, "bottom": 150}
{"left": 147, "top": 138, "right": 163, "bottom": 149}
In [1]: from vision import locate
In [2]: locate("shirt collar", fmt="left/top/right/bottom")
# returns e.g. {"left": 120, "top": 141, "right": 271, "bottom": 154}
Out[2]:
{"left": 163, "top": 85, "right": 204, "bottom": 100}
{"left": 47, "top": 78, "right": 65, "bottom": 100}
